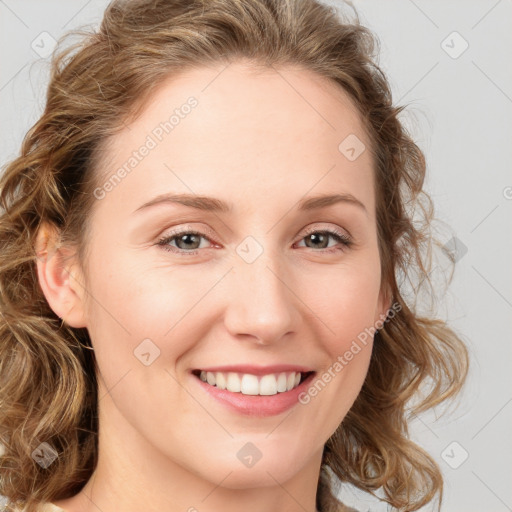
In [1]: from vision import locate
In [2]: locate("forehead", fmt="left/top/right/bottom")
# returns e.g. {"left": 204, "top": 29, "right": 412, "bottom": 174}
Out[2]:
{"left": 93, "top": 61, "right": 375, "bottom": 219}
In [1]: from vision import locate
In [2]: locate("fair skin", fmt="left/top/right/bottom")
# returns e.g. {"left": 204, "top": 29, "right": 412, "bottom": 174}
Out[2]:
{"left": 36, "top": 61, "right": 390, "bottom": 512}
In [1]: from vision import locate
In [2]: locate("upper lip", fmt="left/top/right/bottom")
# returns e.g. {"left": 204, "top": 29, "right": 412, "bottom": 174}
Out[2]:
{"left": 192, "top": 364, "right": 315, "bottom": 376}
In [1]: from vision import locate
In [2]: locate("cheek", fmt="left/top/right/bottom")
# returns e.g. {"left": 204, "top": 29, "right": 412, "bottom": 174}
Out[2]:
{"left": 294, "top": 267, "right": 380, "bottom": 439}
{"left": 300, "top": 264, "right": 381, "bottom": 416}
{"left": 81, "top": 248, "right": 220, "bottom": 372}
{"left": 305, "top": 260, "right": 382, "bottom": 350}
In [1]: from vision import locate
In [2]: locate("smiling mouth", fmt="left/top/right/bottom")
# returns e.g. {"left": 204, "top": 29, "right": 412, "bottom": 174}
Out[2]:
{"left": 191, "top": 369, "right": 315, "bottom": 396}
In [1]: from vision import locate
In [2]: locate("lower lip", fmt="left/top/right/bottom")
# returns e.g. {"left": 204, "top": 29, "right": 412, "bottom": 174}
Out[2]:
{"left": 192, "top": 372, "right": 316, "bottom": 417}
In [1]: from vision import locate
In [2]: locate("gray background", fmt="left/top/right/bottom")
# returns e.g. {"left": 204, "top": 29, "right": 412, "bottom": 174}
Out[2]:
{"left": 1, "top": 1, "right": 511, "bottom": 511}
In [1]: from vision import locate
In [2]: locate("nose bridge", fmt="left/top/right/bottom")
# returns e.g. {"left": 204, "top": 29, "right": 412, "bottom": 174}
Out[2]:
{"left": 223, "top": 241, "right": 297, "bottom": 344}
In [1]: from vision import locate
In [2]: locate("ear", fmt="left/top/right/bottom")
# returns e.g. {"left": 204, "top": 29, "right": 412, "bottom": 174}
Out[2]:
{"left": 34, "top": 221, "right": 88, "bottom": 328}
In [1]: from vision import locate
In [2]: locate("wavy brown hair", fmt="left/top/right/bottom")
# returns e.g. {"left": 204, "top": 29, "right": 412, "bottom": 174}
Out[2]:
{"left": 0, "top": 0, "right": 469, "bottom": 511}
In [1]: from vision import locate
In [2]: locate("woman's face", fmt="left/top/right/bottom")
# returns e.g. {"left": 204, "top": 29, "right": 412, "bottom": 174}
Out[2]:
{"left": 59, "top": 61, "right": 389, "bottom": 490}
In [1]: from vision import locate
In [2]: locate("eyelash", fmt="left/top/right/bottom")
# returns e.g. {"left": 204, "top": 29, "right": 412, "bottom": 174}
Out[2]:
{"left": 156, "top": 226, "right": 353, "bottom": 256}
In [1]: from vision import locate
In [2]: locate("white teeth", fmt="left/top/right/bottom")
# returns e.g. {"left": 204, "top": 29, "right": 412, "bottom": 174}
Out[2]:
{"left": 197, "top": 370, "right": 306, "bottom": 395}
{"left": 276, "top": 372, "right": 288, "bottom": 392}
{"left": 226, "top": 372, "right": 241, "bottom": 393}
{"left": 259, "top": 374, "right": 277, "bottom": 395}
{"left": 241, "top": 374, "right": 259, "bottom": 395}
{"left": 286, "top": 372, "right": 295, "bottom": 391}
{"left": 216, "top": 372, "right": 227, "bottom": 390}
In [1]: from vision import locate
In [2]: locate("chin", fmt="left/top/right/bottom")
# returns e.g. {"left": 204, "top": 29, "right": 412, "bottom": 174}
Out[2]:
{"left": 196, "top": 450, "right": 306, "bottom": 489}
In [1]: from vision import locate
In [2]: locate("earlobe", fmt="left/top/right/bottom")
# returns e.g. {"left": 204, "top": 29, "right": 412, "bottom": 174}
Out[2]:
{"left": 34, "top": 222, "right": 88, "bottom": 328}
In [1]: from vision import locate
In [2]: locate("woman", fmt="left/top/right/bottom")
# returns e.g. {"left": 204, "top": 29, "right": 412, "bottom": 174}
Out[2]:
{"left": 0, "top": 0, "right": 468, "bottom": 511}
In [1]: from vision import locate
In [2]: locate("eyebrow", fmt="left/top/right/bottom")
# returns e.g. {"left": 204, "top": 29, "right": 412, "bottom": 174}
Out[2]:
{"left": 132, "top": 192, "right": 367, "bottom": 215}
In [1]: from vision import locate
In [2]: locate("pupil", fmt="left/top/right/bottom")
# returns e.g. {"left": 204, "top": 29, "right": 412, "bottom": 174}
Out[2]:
{"left": 178, "top": 234, "right": 199, "bottom": 249}
{"left": 309, "top": 233, "right": 327, "bottom": 249}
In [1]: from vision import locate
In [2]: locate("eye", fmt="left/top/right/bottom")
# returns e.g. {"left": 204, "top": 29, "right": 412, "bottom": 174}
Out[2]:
{"left": 295, "top": 227, "right": 353, "bottom": 254}
{"left": 156, "top": 229, "right": 214, "bottom": 256}
{"left": 156, "top": 226, "right": 353, "bottom": 256}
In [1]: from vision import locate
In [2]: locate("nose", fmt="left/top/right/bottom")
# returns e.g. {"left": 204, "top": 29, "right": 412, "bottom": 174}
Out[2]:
{"left": 222, "top": 250, "right": 299, "bottom": 346}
